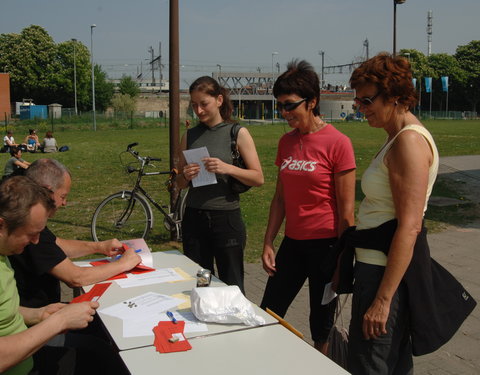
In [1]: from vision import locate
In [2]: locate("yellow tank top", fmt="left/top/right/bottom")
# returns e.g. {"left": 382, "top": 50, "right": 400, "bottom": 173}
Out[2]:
{"left": 356, "top": 125, "right": 439, "bottom": 265}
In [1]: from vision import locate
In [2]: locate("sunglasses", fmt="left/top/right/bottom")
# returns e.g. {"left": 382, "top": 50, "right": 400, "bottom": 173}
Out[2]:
{"left": 354, "top": 91, "right": 381, "bottom": 106}
{"left": 277, "top": 98, "right": 307, "bottom": 112}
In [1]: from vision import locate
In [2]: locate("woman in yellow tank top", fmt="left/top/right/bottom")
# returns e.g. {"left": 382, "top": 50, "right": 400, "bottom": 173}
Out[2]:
{"left": 347, "top": 53, "right": 439, "bottom": 374}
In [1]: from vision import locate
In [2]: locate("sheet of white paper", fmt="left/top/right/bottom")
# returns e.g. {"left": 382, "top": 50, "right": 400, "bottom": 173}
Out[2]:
{"left": 182, "top": 147, "right": 217, "bottom": 187}
{"left": 120, "top": 238, "right": 153, "bottom": 267}
{"left": 321, "top": 282, "right": 337, "bottom": 305}
{"left": 115, "top": 268, "right": 185, "bottom": 288}
{"left": 99, "top": 292, "right": 183, "bottom": 320}
{"left": 122, "top": 310, "right": 208, "bottom": 338}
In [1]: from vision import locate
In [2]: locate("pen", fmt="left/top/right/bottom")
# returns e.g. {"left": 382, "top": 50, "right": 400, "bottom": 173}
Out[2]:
{"left": 166, "top": 311, "right": 177, "bottom": 324}
{"left": 114, "top": 249, "right": 142, "bottom": 260}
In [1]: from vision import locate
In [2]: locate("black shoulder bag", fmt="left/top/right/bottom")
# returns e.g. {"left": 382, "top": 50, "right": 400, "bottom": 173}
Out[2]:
{"left": 229, "top": 123, "right": 251, "bottom": 194}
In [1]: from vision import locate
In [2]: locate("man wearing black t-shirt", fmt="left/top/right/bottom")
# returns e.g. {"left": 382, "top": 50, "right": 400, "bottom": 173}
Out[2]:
{"left": 9, "top": 159, "right": 142, "bottom": 308}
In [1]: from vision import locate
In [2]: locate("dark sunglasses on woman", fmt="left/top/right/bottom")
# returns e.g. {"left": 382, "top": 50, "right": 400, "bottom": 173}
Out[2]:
{"left": 277, "top": 98, "right": 307, "bottom": 112}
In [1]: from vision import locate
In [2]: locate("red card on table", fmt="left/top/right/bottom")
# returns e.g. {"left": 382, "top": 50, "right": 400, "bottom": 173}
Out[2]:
{"left": 70, "top": 282, "right": 111, "bottom": 303}
{"left": 153, "top": 321, "right": 192, "bottom": 353}
{"left": 89, "top": 260, "right": 156, "bottom": 280}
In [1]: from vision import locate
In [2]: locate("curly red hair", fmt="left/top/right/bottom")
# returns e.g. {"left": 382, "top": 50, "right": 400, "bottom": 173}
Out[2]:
{"left": 350, "top": 52, "right": 418, "bottom": 110}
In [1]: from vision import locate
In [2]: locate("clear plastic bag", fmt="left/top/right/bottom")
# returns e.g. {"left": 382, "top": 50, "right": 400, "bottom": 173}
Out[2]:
{"left": 190, "top": 286, "right": 265, "bottom": 326}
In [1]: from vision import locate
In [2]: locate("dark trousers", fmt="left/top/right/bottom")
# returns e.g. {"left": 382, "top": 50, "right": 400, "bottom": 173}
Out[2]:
{"left": 260, "top": 236, "right": 338, "bottom": 342}
{"left": 348, "top": 262, "right": 413, "bottom": 375}
{"left": 30, "top": 344, "right": 129, "bottom": 375}
{"left": 183, "top": 207, "right": 246, "bottom": 294}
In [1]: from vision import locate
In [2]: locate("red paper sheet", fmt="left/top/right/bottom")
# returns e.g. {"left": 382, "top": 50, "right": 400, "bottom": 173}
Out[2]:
{"left": 70, "top": 282, "right": 111, "bottom": 303}
{"left": 153, "top": 321, "right": 192, "bottom": 353}
{"left": 89, "top": 260, "right": 156, "bottom": 280}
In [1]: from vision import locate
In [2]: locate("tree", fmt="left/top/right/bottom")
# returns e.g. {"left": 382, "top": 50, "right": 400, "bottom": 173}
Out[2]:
{"left": 0, "top": 25, "right": 59, "bottom": 102}
{"left": 92, "top": 65, "right": 114, "bottom": 111}
{"left": 0, "top": 25, "right": 113, "bottom": 111}
{"left": 111, "top": 93, "right": 136, "bottom": 116}
{"left": 455, "top": 40, "right": 480, "bottom": 112}
{"left": 118, "top": 75, "right": 140, "bottom": 98}
{"left": 55, "top": 39, "right": 91, "bottom": 110}
{"left": 427, "top": 53, "right": 464, "bottom": 112}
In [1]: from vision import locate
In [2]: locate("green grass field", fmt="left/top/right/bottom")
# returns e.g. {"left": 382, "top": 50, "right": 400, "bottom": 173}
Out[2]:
{"left": 4, "top": 119, "right": 479, "bottom": 262}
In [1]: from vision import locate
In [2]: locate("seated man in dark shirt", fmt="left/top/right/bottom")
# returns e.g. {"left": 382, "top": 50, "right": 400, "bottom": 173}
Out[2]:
{"left": 9, "top": 159, "right": 142, "bottom": 308}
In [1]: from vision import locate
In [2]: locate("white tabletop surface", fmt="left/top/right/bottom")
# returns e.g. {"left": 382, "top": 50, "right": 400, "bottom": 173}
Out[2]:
{"left": 82, "top": 251, "right": 277, "bottom": 351}
{"left": 119, "top": 324, "right": 350, "bottom": 375}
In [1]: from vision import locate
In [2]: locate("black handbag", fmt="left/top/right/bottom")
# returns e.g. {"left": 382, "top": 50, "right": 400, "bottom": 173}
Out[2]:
{"left": 229, "top": 123, "right": 251, "bottom": 194}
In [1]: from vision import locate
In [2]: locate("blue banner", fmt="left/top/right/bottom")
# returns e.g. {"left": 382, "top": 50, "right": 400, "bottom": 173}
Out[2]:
{"left": 412, "top": 78, "right": 417, "bottom": 88}
{"left": 441, "top": 76, "right": 449, "bottom": 92}
{"left": 425, "top": 77, "right": 432, "bottom": 93}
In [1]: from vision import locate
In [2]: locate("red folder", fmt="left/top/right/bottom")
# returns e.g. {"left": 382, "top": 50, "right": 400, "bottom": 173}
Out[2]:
{"left": 70, "top": 282, "right": 111, "bottom": 303}
{"left": 153, "top": 321, "right": 192, "bottom": 353}
{"left": 89, "top": 260, "right": 156, "bottom": 280}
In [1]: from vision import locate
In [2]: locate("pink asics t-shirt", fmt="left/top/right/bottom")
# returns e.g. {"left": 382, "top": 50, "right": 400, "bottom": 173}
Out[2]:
{"left": 276, "top": 124, "right": 356, "bottom": 240}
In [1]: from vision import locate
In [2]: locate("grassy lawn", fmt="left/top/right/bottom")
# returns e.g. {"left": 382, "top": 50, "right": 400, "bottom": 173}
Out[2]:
{"left": 4, "top": 119, "right": 479, "bottom": 263}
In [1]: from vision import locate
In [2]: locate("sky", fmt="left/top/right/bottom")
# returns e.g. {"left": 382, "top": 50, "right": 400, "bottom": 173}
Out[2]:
{"left": 1, "top": 0, "right": 479, "bottom": 88}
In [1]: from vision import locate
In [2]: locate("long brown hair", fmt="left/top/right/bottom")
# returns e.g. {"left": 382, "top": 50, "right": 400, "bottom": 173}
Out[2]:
{"left": 189, "top": 76, "right": 233, "bottom": 122}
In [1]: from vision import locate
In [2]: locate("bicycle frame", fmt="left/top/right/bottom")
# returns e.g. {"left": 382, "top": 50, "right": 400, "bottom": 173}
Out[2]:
{"left": 123, "top": 144, "right": 178, "bottom": 229}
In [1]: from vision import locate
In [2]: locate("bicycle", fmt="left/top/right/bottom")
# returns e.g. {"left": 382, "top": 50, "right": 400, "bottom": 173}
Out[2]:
{"left": 90, "top": 142, "right": 188, "bottom": 242}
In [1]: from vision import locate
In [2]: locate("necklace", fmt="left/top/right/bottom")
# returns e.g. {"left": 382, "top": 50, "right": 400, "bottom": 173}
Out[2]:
{"left": 298, "top": 120, "right": 326, "bottom": 150}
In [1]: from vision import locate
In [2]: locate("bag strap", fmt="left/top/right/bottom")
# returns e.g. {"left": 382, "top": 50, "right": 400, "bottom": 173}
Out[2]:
{"left": 334, "top": 294, "right": 350, "bottom": 327}
{"left": 230, "top": 123, "right": 241, "bottom": 160}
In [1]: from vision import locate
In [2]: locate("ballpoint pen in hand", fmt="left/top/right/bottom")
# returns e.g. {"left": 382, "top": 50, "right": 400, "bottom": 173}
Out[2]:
{"left": 166, "top": 311, "right": 177, "bottom": 324}
{"left": 114, "top": 249, "right": 142, "bottom": 260}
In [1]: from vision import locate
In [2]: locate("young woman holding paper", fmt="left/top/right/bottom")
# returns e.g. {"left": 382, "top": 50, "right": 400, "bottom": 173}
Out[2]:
{"left": 176, "top": 76, "right": 264, "bottom": 293}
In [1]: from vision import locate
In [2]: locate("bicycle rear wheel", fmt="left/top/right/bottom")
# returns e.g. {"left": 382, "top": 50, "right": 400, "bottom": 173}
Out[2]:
{"left": 91, "top": 191, "right": 153, "bottom": 242}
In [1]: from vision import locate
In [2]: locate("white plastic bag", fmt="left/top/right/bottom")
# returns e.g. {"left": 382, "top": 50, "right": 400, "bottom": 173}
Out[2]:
{"left": 190, "top": 285, "right": 265, "bottom": 326}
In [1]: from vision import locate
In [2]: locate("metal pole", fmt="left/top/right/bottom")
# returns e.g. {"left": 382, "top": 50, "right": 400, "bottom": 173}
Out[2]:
{"left": 393, "top": 0, "right": 406, "bottom": 56}
{"left": 319, "top": 50, "right": 325, "bottom": 89}
{"left": 271, "top": 51, "right": 278, "bottom": 123}
{"left": 393, "top": 1, "right": 397, "bottom": 56}
{"left": 169, "top": 0, "right": 180, "bottom": 222}
{"left": 90, "top": 24, "right": 96, "bottom": 131}
{"left": 72, "top": 39, "right": 78, "bottom": 116}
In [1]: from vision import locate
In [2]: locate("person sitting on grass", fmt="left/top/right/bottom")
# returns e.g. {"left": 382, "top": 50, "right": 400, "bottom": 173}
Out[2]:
{"left": 3, "top": 146, "right": 30, "bottom": 179}
{"left": 24, "top": 129, "right": 41, "bottom": 153}
{"left": 41, "top": 131, "right": 58, "bottom": 153}
{"left": 2, "top": 130, "right": 18, "bottom": 153}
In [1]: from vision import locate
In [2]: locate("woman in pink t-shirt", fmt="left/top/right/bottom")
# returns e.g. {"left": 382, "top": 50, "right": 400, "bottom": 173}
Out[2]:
{"left": 260, "top": 60, "right": 356, "bottom": 354}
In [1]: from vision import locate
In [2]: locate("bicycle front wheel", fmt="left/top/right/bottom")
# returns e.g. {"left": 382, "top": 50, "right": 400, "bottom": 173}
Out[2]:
{"left": 91, "top": 191, "right": 153, "bottom": 242}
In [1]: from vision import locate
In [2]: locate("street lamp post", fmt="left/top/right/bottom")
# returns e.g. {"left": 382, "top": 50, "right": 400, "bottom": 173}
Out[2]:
{"left": 72, "top": 39, "right": 78, "bottom": 116}
{"left": 318, "top": 50, "right": 325, "bottom": 89}
{"left": 393, "top": 0, "right": 406, "bottom": 56}
{"left": 90, "top": 24, "right": 96, "bottom": 131}
{"left": 216, "top": 64, "right": 222, "bottom": 81}
{"left": 271, "top": 51, "right": 278, "bottom": 123}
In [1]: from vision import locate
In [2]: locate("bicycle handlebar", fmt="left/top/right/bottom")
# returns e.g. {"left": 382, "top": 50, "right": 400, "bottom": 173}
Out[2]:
{"left": 125, "top": 143, "right": 162, "bottom": 164}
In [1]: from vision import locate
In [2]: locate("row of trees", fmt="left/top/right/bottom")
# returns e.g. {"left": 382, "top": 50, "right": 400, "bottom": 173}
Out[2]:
{"left": 0, "top": 25, "right": 138, "bottom": 112}
{"left": 1, "top": 25, "right": 479, "bottom": 113}
{"left": 400, "top": 42, "right": 480, "bottom": 113}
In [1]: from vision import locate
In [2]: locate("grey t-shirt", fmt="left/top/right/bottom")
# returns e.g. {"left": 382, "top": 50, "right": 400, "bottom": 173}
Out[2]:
{"left": 3, "top": 157, "right": 24, "bottom": 177}
{"left": 186, "top": 122, "right": 240, "bottom": 210}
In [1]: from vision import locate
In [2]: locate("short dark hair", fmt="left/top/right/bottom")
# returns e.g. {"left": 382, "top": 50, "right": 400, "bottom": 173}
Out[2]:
{"left": 350, "top": 52, "right": 418, "bottom": 110}
{"left": 273, "top": 59, "right": 321, "bottom": 116}
{"left": 189, "top": 76, "right": 233, "bottom": 122}
{"left": 0, "top": 176, "right": 55, "bottom": 234}
{"left": 26, "top": 159, "right": 71, "bottom": 191}
{"left": 9, "top": 146, "right": 20, "bottom": 157}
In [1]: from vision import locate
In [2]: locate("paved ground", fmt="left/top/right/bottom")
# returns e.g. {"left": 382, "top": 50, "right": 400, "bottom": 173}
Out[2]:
{"left": 244, "top": 155, "right": 480, "bottom": 375}
{"left": 62, "top": 155, "right": 480, "bottom": 374}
